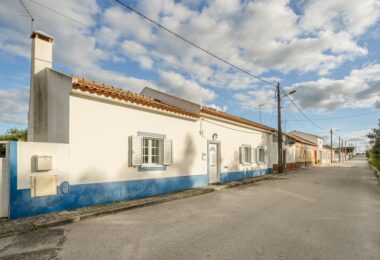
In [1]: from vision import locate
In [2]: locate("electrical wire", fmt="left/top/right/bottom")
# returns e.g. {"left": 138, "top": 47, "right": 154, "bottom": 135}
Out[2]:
{"left": 286, "top": 110, "right": 380, "bottom": 121}
{"left": 280, "top": 87, "right": 326, "bottom": 132}
{"left": 113, "top": 0, "right": 277, "bottom": 87}
{"left": 29, "top": 0, "right": 355, "bottom": 136}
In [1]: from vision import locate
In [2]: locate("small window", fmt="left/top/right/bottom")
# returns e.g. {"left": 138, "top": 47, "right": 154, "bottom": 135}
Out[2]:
{"left": 142, "top": 138, "right": 163, "bottom": 165}
{"left": 243, "top": 146, "right": 251, "bottom": 163}
{"left": 240, "top": 145, "right": 255, "bottom": 164}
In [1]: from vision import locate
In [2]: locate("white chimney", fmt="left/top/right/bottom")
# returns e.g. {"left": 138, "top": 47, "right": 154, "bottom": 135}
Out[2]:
{"left": 30, "top": 30, "right": 53, "bottom": 75}
{"left": 28, "top": 31, "right": 53, "bottom": 141}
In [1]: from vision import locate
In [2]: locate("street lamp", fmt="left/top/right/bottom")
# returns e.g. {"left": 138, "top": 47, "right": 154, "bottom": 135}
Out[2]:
{"left": 277, "top": 84, "right": 296, "bottom": 174}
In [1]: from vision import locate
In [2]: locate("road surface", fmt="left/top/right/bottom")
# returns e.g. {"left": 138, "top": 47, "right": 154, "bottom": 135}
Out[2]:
{"left": 1, "top": 155, "right": 379, "bottom": 259}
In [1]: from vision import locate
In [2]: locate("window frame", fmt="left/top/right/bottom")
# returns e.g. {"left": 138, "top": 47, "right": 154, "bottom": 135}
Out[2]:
{"left": 142, "top": 137, "right": 164, "bottom": 167}
{"left": 257, "top": 147, "right": 266, "bottom": 164}
{"left": 241, "top": 144, "right": 253, "bottom": 165}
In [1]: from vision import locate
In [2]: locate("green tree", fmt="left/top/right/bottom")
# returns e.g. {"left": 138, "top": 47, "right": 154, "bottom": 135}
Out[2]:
{"left": 0, "top": 128, "right": 28, "bottom": 141}
{"left": 367, "top": 119, "right": 380, "bottom": 170}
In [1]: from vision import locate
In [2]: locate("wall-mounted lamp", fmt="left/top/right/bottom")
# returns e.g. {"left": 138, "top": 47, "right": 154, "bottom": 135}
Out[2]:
{"left": 212, "top": 133, "right": 218, "bottom": 140}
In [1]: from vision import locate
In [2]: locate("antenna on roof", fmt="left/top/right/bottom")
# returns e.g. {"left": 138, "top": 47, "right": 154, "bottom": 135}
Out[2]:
{"left": 19, "top": 0, "right": 35, "bottom": 32}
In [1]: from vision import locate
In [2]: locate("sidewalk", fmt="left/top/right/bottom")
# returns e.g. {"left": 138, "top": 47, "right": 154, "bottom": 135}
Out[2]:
{"left": 0, "top": 174, "right": 276, "bottom": 239}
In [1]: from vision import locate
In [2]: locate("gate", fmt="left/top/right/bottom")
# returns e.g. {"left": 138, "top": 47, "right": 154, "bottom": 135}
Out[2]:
{"left": 0, "top": 142, "right": 9, "bottom": 218}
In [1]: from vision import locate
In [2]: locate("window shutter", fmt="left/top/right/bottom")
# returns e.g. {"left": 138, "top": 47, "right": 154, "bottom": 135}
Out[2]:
{"left": 129, "top": 135, "right": 142, "bottom": 166}
{"left": 239, "top": 146, "right": 244, "bottom": 164}
{"left": 251, "top": 148, "right": 256, "bottom": 163}
{"left": 163, "top": 139, "right": 172, "bottom": 165}
{"left": 265, "top": 148, "right": 268, "bottom": 162}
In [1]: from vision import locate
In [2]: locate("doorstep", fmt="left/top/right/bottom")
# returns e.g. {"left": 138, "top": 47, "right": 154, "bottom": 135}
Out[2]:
{"left": 0, "top": 174, "right": 275, "bottom": 239}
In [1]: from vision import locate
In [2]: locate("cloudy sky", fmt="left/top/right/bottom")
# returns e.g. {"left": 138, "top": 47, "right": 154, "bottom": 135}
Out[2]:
{"left": 0, "top": 0, "right": 379, "bottom": 151}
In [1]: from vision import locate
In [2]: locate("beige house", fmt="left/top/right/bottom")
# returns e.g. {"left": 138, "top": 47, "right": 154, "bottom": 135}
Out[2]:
{"left": 287, "top": 133, "right": 318, "bottom": 168}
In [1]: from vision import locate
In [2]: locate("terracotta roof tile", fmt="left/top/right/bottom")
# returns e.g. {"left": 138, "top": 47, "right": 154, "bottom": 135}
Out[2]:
{"left": 72, "top": 78, "right": 199, "bottom": 119}
{"left": 201, "top": 106, "right": 276, "bottom": 132}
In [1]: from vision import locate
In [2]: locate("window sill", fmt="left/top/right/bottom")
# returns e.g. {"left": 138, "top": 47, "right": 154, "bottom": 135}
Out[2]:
{"left": 138, "top": 165, "right": 166, "bottom": 172}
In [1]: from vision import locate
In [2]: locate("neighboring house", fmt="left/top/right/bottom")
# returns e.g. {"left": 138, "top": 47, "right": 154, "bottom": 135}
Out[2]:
{"left": 271, "top": 134, "right": 297, "bottom": 171}
{"left": 0, "top": 31, "right": 280, "bottom": 219}
{"left": 288, "top": 130, "right": 325, "bottom": 165}
{"left": 287, "top": 133, "right": 318, "bottom": 168}
{"left": 321, "top": 145, "right": 335, "bottom": 164}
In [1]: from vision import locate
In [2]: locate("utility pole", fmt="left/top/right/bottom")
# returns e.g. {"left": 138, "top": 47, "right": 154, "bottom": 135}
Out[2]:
{"left": 338, "top": 136, "right": 341, "bottom": 162}
{"left": 345, "top": 140, "right": 347, "bottom": 161}
{"left": 330, "top": 128, "right": 333, "bottom": 163}
{"left": 258, "top": 104, "right": 265, "bottom": 124}
{"left": 277, "top": 82, "right": 283, "bottom": 174}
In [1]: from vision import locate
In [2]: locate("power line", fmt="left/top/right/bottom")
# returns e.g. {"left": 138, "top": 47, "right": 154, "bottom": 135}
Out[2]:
{"left": 286, "top": 110, "right": 380, "bottom": 121}
{"left": 28, "top": 0, "right": 257, "bottom": 88}
{"left": 280, "top": 87, "right": 326, "bottom": 132}
{"left": 113, "top": 0, "right": 277, "bottom": 87}
{"left": 19, "top": 0, "right": 35, "bottom": 32}
{"left": 29, "top": 0, "right": 337, "bottom": 136}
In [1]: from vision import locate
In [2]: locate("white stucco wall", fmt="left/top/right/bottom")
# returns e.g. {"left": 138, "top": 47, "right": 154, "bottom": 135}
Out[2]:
{"left": 68, "top": 93, "right": 205, "bottom": 185}
{"left": 200, "top": 117, "right": 272, "bottom": 172}
{"left": 28, "top": 69, "right": 71, "bottom": 143}
{"left": 17, "top": 142, "right": 70, "bottom": 190}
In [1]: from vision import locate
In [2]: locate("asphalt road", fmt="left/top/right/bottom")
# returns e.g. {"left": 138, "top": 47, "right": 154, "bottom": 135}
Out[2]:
{"left": 1, "top": 155, "right": 379, "bottom": 259}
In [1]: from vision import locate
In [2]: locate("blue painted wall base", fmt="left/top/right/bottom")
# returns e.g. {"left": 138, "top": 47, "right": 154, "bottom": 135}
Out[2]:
{"left": 220, "top": 168, "right": 272, "bottom": 183}
{"left": 9, "top": 141, "right": 272, "bottom": 219}
{"left": 9, "top": 174, "right": 209, "bottom": 219}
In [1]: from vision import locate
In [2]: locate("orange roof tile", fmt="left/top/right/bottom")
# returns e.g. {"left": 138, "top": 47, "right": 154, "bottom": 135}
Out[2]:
{"left": 72, "top": 78, "right": 199, "bottom": 119}
{"left": 201, "top": 106, "right": 276, "bottom": 132}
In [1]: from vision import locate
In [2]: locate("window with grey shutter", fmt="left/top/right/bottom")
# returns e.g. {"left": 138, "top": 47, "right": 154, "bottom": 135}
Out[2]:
{"left": 130, "top": 135, "right": 142, "bottom": 166}
{"left": 163, "top": 139, "right": 172, "bottom": 165}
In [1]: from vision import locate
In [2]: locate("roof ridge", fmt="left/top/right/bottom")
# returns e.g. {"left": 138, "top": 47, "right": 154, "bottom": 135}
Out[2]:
{"left": 201, "top": 106, "right": 275, "bottom": 132}
{"left": 72, "top": 77, "right": 199, "bottom": 119}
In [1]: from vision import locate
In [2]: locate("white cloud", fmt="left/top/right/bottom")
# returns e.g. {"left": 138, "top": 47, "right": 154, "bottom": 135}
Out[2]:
{"left": 157, "top": 70, "right": 216, "bottom": 104}
{"left": 207, "top": 103, "right": 228, "bottom": 112}
{"left": 233, "top": 89, "right": 276, "bottom": 113}
{"left": 290, "top": 64, "right": 380, "bottom": 110}
{"left": 301, "top": 0, "right": 380, "bottom": 36}
{"left": 1, "top": 0, "right": 380, "bottom": 123}
{"left": 0, "top": 86, "right": 29, "bottom": 125}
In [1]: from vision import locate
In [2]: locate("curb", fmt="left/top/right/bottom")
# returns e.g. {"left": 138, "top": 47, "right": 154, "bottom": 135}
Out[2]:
{"left": 0, "top": 175, "right": 276, "bottom": 238}
{"left": 31, "top": 188, "right": 215, "bottom": 230}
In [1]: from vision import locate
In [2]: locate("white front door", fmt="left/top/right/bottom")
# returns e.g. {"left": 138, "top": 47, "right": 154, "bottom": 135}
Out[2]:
{"left": 208, "top": 143, "right": 219, "bottom": 184}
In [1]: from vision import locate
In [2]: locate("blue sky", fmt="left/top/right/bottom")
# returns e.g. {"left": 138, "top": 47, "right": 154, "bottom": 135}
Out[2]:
{"left": 0, "top": 0, "right": 379, "bottom": 151}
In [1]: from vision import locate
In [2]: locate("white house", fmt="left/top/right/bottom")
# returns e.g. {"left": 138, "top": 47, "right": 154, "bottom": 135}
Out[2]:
{"left": 0, "top": 31, "right": 292, "bottom": 219}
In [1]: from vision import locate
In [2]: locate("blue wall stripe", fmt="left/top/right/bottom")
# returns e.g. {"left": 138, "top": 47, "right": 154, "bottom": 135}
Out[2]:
{"left": 9, "top": 141, "right": 17, "bottom": 219}
{"left": 220, "top": 168, "right": 272, "bottom": 183}
{"left": 9, "top": 174, "right": 209, "bottom": 219}
{"left": 8, "top": 144, "right": 272, "bottom": 220}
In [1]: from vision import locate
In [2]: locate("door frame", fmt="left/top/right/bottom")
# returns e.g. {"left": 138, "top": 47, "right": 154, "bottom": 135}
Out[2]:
{"left": 207, "top": 140, "right": 221, "bottom": 184}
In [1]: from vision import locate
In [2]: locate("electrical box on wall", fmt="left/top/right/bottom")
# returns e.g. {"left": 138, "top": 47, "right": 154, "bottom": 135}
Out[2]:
{"left": 35, "top": 155, "right": 52, "bottom": 171}
{"left": 31, "top": 175, "right": 57, "bottom": 197}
